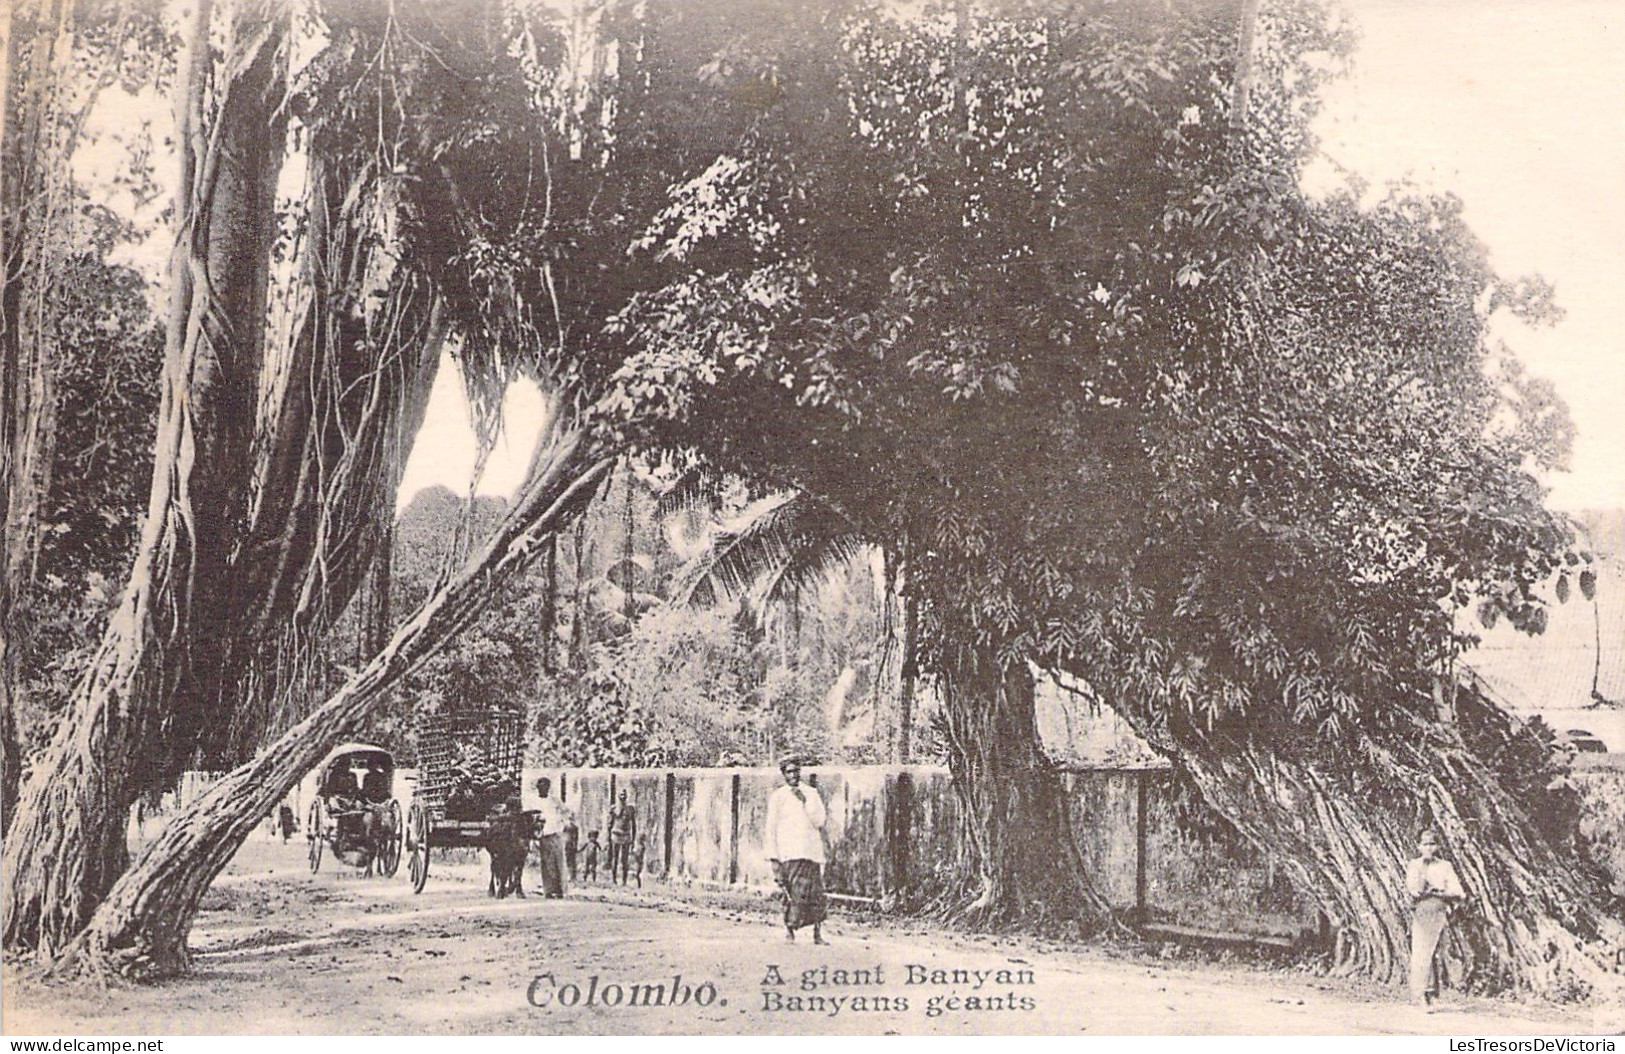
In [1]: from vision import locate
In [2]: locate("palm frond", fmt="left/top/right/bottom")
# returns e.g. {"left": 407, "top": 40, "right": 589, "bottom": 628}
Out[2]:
{"left": 753, "top": 524, "right": 873, "bottom": 611}
{"left": 670, "top": 491, "right": 867, "bottom": 610}
{"left": 655, "top": 463, "right": 730, "bottom": 517}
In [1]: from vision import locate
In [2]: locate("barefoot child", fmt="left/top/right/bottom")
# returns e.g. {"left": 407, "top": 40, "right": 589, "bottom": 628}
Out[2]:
{"left": 582, "top": 829, "right": 602, "bottom": 882}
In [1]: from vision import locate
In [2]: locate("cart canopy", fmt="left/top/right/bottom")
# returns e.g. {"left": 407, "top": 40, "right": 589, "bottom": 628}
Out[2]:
{"left": 317, "top": 743, "right": 395, "bottom": 803}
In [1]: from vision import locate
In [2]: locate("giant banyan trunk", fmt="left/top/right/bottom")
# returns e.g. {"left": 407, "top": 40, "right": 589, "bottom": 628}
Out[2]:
{"left": 935, "top": 645, "right": 1117, "bottom": 932}
{"left": 51, "top": 417, "right": 615, "bottom": 980}
{"left": 0, "top": 0, "right": 73, "bottom": 842}
{"left": 1, "top": 0, "right": 289, "bottom": 956}
{"left": 203, "top": 146, "right": 447, "bottom": 769}
{"left": 0, "top": 668, "right": 17, "bottom": 836}
{"left": 1101, "top": 684, "right": 1625, "bottom": 999}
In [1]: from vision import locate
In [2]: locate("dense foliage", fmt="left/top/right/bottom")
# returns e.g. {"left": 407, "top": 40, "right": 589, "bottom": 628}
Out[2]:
{"left": 369, "top": 476, "right": 900, "bottom": 768}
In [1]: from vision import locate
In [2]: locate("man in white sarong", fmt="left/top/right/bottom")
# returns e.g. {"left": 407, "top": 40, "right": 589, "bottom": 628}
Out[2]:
{"left": 530, "top": 776, "right": 571, "bottom": 898}
{"left": 765, "top": 755, "right": 828, "bottom": 944}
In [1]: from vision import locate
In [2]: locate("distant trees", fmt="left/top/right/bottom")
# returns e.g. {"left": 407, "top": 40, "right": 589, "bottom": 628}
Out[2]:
{"left": 376, "top": 476, "right": 901, "bottom": 769}
{"left": 385, "top": 490, "right": 542, "bottom": 727}
{"left": 2, "top": 213, "right": 162, "bottom": 828}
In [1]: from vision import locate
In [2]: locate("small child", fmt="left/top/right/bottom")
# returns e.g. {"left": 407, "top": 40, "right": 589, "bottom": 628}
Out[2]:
{"left": 631, "top": 833, "right": 646, "bottom": 888}
{"left": 582, "top": 829, "right": 601, "bottom": 881}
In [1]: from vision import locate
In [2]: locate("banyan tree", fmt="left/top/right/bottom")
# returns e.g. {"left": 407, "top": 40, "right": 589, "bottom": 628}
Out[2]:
{"left": 573, "top": 0, "right": 1625, "bottom": 996}
{"left": 2, "top": 0, "right": 1620, "bottom": 999}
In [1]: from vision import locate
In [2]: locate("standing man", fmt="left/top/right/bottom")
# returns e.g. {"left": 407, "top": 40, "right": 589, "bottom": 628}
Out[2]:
{"left": 530, "top": 777, "right": 570, "bottom": 898}
{"left": 765, "top": 755, "right": 828, "bottom": 944}
{"left": 1406, "top": 828, "right": 1466, "bottom": 1007}
{"left": 607, "top": 788, "right": 638, "bottom": 885}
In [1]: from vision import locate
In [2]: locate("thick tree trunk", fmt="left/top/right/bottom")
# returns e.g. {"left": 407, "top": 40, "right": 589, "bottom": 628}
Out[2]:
{"left": 0, "top": 170, "right": 23, "bottom": 827}
{"left": 51, "top": 416, "right": 616, "bottom": 980}
{"left": 2, "top": 0, "right": 289, "bottom": 956}
{"left": 1100, "top": 683, "right": 1625, "bottom": 999}
{"left": 895, "top": 586, "right": 917, "bottom": 764}
{"left": 0, "top": 0, "right": 71, "bottom": 841}
{"left": 934, "top": 648, "right": 1117, "bottom": 932}
{"left": 540, "top": 535, "right": 558, "bottom": 673}
{"left": 208, "top": 147, "right": 446, "bottom": 766}
{"left": 0, "top": 266, "right": 52, "bottom": 815}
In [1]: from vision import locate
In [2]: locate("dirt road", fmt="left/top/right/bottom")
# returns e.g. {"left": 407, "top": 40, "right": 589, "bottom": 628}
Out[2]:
{"left": 4, "top": 840, "right": 1617, "bottom": 1035}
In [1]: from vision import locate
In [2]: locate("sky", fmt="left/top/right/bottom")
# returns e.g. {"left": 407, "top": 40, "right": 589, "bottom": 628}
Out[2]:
{"left": 361, "top": 2, "right": 1625, "bottom": 513}
{"left": 1305, "top": 0, "right": 1625, "bottom": 512}
{"left": 398, "top": 367, "right": 547, "bottom": 511}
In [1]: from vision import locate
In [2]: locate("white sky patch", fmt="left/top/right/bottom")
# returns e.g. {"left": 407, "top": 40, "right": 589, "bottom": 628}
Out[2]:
{"left": 1306, "top": 0, "right": 1625, "bottom": 511}
{"left": 396, "top": 360, "right": 548, "bottom": 512}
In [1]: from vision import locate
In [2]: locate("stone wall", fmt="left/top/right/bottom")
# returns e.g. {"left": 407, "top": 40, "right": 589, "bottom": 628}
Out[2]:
{"left": 1575, "top": 764, "right": 1625, "bottom": 896}
{"left": 533, "top": 763, "right": 1320, "bottom": 938}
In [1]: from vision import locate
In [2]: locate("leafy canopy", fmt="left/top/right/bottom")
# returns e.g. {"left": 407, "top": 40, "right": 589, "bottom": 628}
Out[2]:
{"left": 588, "top": 0, "right": 1577, "bottom": 762}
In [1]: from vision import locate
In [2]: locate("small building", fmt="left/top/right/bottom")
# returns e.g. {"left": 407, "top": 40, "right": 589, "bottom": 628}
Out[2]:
{"left": 1462, "top": 519, "right": 1625, "bottom": 756}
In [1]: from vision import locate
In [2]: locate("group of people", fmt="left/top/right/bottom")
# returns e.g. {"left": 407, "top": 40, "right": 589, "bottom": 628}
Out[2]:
{"left": 288, "top": 748, "right": 1471, "bottom": 1001}
{"left": 284, "top": 749, "right": 1465, "bottom": 994}
{"left": 762, "top": 760, "right": 1475, "bottom": 978}
{"left": 525, "top": 756, "right": 833, "bottom": 946}
{"left": 529, "top": 782, "right": 649, "bottom": 896}
{"left": 540, "top": 760, "right": 1466, "bottom": 984}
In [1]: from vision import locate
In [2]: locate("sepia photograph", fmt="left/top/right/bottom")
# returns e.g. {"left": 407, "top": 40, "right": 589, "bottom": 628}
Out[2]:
{"left": 1, "top": 0, "right": 1623, "bottom": 1038}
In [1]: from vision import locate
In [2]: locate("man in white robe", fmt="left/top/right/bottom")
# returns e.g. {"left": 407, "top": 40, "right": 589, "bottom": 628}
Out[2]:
{"left": 1406, "top": 828, "right": 1466, "bottom": 1006}
{"left": 765, "top": 755, "right": 828, "bottom": 944}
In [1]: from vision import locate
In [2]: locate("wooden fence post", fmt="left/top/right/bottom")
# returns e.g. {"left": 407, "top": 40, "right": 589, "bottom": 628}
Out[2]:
{"left": 664, "top": 771, "right": 676, "bottom": 878}
{"left": 728, "top": 771, "right": 741, "bottom": 885}
{"left": 1135, "top": 769, "right": 1150, "bottom": 921}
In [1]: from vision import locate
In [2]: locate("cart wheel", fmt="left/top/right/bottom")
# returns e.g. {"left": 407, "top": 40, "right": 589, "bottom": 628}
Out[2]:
{"left": 307, "top": 800, "right": 323, "bottom": 874}
{"left": 379, "top": 799, "right": 403, "bottom": 878}
{"left": 407, "top": 800, "right": 430, "bottom": 893}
